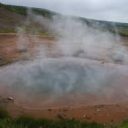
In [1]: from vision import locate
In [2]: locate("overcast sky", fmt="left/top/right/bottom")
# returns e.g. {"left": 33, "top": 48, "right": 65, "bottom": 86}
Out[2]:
{"left": 1, "top": 0, "right": 128, "bottom": 23}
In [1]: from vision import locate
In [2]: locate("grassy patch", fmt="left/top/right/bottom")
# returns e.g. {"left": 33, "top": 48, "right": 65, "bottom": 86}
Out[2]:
{"left": 16, "top": 116, "right": 104, "bottom": 128}
{"left": 119, "top": 120, "right": 128, "bottom": 128}
{"left": 0, "top": 109, "right": 105, "bottom": 128}
{"left": 0, "top": 108, "right": 10, "bottom": 119}
{"left": 0, "top": 118, "right": 104, "bottom": 128}
{"left": 0, "top": 108, "right": 127, "bottom": 128}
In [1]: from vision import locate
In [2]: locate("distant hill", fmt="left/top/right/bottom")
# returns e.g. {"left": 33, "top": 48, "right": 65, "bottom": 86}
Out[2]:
{"left": 79, "top": 17, "right": 128, "bottom": 36}
{"left": 0, "top": 2, "right": 58, "bottom": 34}
{"left": 0, "top": 2, "right": 128, "bottom": 36}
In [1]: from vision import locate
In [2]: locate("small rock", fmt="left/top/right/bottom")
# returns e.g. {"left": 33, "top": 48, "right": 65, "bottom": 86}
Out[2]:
{"left": 7, "top": 97, "right": 14, "bottom": 102}
{"left": 96, "top": 108, "right": 101, "bottom": 112}
{"left": 57, "top": 114, "right": 65, "bottom": 120}
{"left": 83, "top": 114, "right": 86, "bottom": 118}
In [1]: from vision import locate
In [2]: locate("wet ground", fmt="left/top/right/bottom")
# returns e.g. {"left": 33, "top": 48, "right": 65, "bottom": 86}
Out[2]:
{"left": 0, "top": 34, "right": 128, "bottom": 124}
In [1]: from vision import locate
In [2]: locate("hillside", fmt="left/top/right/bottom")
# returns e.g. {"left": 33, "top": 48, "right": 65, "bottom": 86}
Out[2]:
{"left": 0, "top": 3, "right": 25, "bottom": 33}
{"left": 0, "top": 3, "right": 57, "bottom": 34}
{"left": 0, "top": 2, "right": 128, "bottom": 36}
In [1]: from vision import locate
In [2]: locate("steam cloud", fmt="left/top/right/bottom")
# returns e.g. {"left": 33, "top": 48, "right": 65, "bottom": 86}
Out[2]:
{"left": 0, "top": 11, "right": 128, "bottom": 107}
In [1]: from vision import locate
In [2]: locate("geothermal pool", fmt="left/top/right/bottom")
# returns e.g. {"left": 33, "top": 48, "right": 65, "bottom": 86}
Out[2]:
{"left": 0, "top": 57, "right": 128, "bottom": 107}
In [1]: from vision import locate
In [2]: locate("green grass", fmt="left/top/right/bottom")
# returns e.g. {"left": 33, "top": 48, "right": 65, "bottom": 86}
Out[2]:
{"left": 0, "top": 116, "right": 104, "bottom": 128}
{"left": 14, "top": 116, "right": 104, "bottom": 128}
{"left": 0, "top": 108, "right": 128, "bottom": 128}
{"left": 0, "top": 108, "right": 10, "bottom": 119}
{"left": 117, "top": 28, "right": 128, "bottom": 36}
{"left": 119, "top": 120, "right": 128, "bottom": 128}
{"left": 0, "top": 108, "right": 104, "bottom": 128}
{"left": 0, "top": 2, "right": 56, "bottom": 17}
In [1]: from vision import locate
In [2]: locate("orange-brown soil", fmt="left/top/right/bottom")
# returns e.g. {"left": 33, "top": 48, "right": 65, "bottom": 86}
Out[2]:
{"left": 1, "top": 34, "right": 128, "bottom": 124}
{"left": 0, "top": 34, "right": 54, "bottom": 65}
{"left": 5, "top": 101, "right": 128, "bottom": 124}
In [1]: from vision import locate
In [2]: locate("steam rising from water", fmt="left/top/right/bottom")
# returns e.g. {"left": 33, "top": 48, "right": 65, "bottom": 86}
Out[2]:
{"left": 0, "top": 11, "right": 128, "bottom": 107}
{"left": 29, "top": 12, "right": 128, "bottom": 63}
